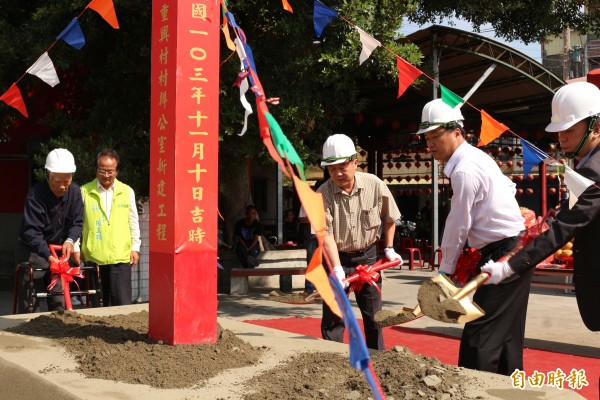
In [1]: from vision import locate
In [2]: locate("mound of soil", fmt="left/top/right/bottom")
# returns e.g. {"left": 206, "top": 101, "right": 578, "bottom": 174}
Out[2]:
{"left": 7, "top": 310, "right": 475, "bottom": 399}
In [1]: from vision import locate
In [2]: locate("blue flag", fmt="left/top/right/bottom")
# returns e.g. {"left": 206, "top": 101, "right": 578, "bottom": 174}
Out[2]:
{"left": 314, "top": 0, "right": 338, "bottom": 38}
{"left": 521, "top": 139, "right": 549, "bottom": 176}
{"left": 56, "top": 18, "right": 85, "bottom": 50}
{"left": 329, "top": 275, "right": 383, "bottom": 399}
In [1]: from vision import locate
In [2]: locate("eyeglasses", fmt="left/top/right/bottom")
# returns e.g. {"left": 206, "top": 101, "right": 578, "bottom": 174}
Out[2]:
{"left": 97, "top": 169, "right": 117, "bottom": 176}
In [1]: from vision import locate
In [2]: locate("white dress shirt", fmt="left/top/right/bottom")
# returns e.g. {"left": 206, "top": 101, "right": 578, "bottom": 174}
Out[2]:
{"left": 439, "top": 141, "right": 524, "bottom": 274}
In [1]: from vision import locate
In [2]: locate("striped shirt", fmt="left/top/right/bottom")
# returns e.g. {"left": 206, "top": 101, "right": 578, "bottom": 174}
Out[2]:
{"left": 317, "top": 172, "right": 401, "bottom": 252}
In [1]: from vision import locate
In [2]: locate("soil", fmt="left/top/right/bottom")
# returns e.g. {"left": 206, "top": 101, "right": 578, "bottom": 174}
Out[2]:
{"left": 7, "top": 310, "right": 477, "bottom": 399}
{"left": 417, "top": 279, "right": 467, "bottom": 324}
{"left": 374, "top": 307, "right": 422, "bottom": 328}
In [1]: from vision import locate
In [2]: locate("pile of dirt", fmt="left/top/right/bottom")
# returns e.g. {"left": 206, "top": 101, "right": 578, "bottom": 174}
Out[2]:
{"left": 7, "top": 311, "right": 474, "bottom": 398}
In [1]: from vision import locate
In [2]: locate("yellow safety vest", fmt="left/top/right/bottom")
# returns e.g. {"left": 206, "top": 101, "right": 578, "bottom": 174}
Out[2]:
{"left": 81, "top": 179, "right": 132, "bottom": 265}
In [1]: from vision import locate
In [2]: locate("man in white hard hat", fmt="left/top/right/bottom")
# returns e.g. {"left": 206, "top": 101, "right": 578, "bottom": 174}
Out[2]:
{"left": 15, "top": 148, "right": 84, "bottom": 313}
{"left": 484, "top": 81, "right": 600, "bottom": 333}
{"left": 418, "top": 99, "right": 529, "bottom": 375}
{"left": 318, "top": 133, "right": 402, "bottom": 350}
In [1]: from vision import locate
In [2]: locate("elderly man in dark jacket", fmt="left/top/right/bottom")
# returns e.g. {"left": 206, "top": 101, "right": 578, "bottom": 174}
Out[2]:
{"left": 483, "top": 82, "right": 600, "bottom": 332}
{"left": 15, "top": 148, "right": 83, "bottom": 313}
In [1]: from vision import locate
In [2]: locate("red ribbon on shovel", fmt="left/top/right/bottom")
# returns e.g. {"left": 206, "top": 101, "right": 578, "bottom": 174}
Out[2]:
{"left": 47, "top": 244, "right": 83, "bottom": 311}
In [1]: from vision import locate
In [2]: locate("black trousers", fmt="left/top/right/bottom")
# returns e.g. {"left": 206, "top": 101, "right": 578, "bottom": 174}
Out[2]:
{"left": 14, "top": 241, "right": 65, "bottom": 313}
{"left": 458, "top": 235, "right": 534, "bottom": 375}
{"left": 100, "top": 262, "right": 132, "bottom": 306}
{"left": 321, "top": 244, "right": 384, "bottom": 350}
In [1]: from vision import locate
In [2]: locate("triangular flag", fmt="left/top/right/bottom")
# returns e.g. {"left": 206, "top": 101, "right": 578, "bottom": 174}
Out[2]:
{"left": 0, "top": 83, "right": 28, "bottom": 117}
{"left": 282, "top": 0, "right": 293, "bottom": 12}
{"left": 313, "top": 0, "right": 338, "bottom": 38}
{"left": 440, "top": 85, "right": 464, "bottom": 108}
{"left": 477, "top": 109, "right": 509, "bottom": 146}
{"left": 564, "top": 166, "right": 595, "bottom": 198}
{"left": 26, "top": 52, "right": 60, "bottom": 87}
{"left": 265, "top": 113, "right": 306, "bottom": 180}
{"left": 396, "top": 56, "right": 423, "bottom": 98}
{"left": 220, "top": 15, "right": 236, "bottom": 51}
{"left": 521, "top": 139, "right": 549, "bottom": 176}
{"left": 86, "top": 0, "right": 119, "bottom": 29}
{"left": 56, "top": 18, "right": 86, "bottom": 49}
{"left": 292, "top": 177, "right": 341, "bottom": 317}
{"left": 355, "top": 27, "right": 380, "bottom": 65}
{"left": 329, "top": 275, "right": 384, "bottom": 399}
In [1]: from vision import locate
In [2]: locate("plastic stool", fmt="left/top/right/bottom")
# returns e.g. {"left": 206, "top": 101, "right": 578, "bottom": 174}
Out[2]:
{"left": 430, "top": 247, "right": 442, "bottom": 271}
{"left": 405, "top": 248, "right": 424, "bottom": 271}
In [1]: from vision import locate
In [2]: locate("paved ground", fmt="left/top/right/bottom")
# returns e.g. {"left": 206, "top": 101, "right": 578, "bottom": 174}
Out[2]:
{"left": 0, "top": 258, "right": 597, "bottom": 399}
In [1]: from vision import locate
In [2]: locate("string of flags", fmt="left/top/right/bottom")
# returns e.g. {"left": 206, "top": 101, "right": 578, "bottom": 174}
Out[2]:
{"left": 0, "top": 0, "right": 119, "bottom": 118}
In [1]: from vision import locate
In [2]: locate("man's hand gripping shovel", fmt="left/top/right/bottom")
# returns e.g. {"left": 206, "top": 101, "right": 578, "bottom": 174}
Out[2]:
{"left": 304, "top": 258, "right": 402, "bottom": 302}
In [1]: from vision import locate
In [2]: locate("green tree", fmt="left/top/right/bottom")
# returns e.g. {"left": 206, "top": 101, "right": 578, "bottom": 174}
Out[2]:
{"left": 409, "top": 1, "right": 600, "bottom": 44}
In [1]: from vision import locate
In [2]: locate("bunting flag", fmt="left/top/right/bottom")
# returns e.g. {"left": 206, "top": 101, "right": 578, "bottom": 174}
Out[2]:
{"left": 221, "top": 15, "right": 236, "bottom": 51}
{"left": 86, "top": 0, "right": 120, "bottom": 29}
{"left": 292, "top": 175, "right": 340, "bottom": 317}
{"left": 282, "top": 0, "right": 293, "bottom": 13}
{"left": 564, "top": 166, "right": 595, "bottom": 198}
{"left": 440, "top": 85, "right": 464, "bottom": 108}
{"left": 329, "top": 275, "right": 384, "bottom": 400}
{"left": 0, "top": 83, "right": 28, "bottom": 117}
{"left": 56, "top": 18, "right": 86, "bottom": 49}
{"left": 313, "top": 0, "right": 338, "bottom": 38}
{"left": 264, "top": 113, "right": 306, "bottom": 180}
{"left": 233, "top": 38, "right": 253, "bottom": 136}
{"left": 477, "top": 109, "right": 509, "bottom": 147}
{"left": 26, "top": 52, "right": 60, "bottom": 87}
{"left": 521, "top": 139, "right": 549, "bottom": 176}
{"left": 396, "top": 56, "right": 422, "bottom": 98}
{"left": 356, "top": 27, "right": 380, "bottom": 65}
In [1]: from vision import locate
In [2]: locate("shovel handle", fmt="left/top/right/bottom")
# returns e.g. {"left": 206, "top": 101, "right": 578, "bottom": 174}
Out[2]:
{"left": 451, "top": 272, "right": 489, "bottom": 301}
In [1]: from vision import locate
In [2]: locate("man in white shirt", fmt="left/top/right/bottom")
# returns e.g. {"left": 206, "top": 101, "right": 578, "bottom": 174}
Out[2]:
{"left": 78, "top": 149, "right": 141, "bottom": 306}
{"left": 418, "top": 99, "right": 529, "bottom": 375}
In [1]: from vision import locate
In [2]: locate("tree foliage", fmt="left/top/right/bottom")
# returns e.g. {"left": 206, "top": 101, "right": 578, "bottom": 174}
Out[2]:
{"left": 409, "top": 0, "right": 600, "bottom": 44}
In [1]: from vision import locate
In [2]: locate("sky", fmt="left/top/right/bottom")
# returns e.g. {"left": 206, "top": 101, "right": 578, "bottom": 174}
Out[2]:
{"left": 398, "top": 19, "right": 542, "bottom": 63}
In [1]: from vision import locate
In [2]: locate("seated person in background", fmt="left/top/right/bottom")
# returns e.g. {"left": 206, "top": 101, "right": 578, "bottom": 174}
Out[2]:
{"left": 234, "top": 205, "right": 263, "bottom": 268}
{"left": 282, "top": 209, "right": 299, "bottom": 244}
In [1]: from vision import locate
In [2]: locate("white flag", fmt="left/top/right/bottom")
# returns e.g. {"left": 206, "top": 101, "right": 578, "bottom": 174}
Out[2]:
{"left": 565, "top": 166, "right": 595, "bottom": 207}
{"left": 356, "top": 27, "right": 380, "bottom": 65}
{"left": 234, "top": 38, "right": 253, "bottom": 136}
{"left": 26, "top": 52, "right": 60, "bottom": 87}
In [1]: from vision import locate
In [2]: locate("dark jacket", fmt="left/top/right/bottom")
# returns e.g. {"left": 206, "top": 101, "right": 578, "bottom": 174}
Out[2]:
{"left": 18, "top": 180, "right": 84, "bottom": 259}
{"left": 510, "top": 144, "right": 600, "bottom": 330}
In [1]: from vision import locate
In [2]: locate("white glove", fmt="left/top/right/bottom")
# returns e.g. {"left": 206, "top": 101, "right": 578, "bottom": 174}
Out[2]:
{"left": 481, "top": 260, "right": 515, "bottom": 285}
{"left": 333, "top": 266, "right": 348, "bottom": 289}
{"left": 384, "top": 247, "right": 403, "bottom": 264}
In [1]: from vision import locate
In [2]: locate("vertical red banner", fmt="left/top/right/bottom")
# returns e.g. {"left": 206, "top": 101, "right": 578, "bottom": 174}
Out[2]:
{"left": 149, "top": 0, "right": 219, "bottom": 344}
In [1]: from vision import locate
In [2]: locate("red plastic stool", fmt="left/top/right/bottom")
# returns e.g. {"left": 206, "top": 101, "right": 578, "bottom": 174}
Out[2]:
{"left": 429, "top": 247, "right": 442, "bottom": 271}
{"left": 405, "top": 248, "right": 424, "bottom": 271}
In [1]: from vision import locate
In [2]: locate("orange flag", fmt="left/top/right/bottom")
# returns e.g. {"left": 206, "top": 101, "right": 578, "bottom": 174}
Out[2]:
{"left": 396, "top": 56, "right": 422, "bottom": 98}
{"left": 478, "top": 109, "right": 509, "bottom": 146}
{"left": 87, "top": 0, "right": 119, "bottom": 29}
{"left": 293, "top": 176, "right": 341, "bottom": 317}
{"left": 0, "top": 83, "right": 28, "bottom": 118}
{"left": 282, "top": 0, "right": 294, "bottom": 13}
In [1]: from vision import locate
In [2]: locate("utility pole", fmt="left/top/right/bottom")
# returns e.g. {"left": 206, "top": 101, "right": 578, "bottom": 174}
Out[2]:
{"left": 563, "top": 26, "right": 571, "bottom": 80}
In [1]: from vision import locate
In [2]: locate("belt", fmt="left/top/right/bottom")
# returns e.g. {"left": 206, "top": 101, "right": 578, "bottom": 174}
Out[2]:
{"left": 339, "top": 242, "right": 376, "bottom": 257}
{"left": 478, "top": 233, "right": 523, "bottom": 260}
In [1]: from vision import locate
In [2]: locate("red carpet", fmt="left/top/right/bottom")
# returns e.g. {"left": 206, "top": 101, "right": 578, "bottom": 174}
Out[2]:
{"left": 245, "top": 317, "right": 599, "bottom": 399}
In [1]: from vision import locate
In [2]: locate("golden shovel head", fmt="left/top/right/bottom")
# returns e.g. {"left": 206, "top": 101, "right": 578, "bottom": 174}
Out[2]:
{"left": 417, "top": 273, "right": 486, "bottom": 324}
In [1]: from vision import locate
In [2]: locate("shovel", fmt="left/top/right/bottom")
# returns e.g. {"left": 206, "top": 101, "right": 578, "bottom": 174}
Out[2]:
{"left": 417, "top": 272, "right": 489, "bottom": 324}
{"left": 374, "top": 304, "right": 423, "bottom": 327}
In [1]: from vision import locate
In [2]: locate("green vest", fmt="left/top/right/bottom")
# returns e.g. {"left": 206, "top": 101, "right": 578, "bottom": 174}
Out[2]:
{"left": 81, "top": 179, "right": 132, "bottom": 265}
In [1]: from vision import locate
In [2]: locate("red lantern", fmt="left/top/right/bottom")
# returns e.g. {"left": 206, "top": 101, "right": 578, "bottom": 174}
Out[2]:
{"left": 415, "top": 189, "right": 423, "bottom": 195}
{"left": 424, "top": 175, "right": 430, "bottom": 181}
{"left": 386, "top": 177, "right": 394, "bottom": 182}
{"left": 397, "top": 190, "right": 404, "bottom": 196}
{"left": 423, "top": 147, "right": 431, "bottom": 154}
{"left": 526, "top": 188, "right": 534, "bottom": 195}
{"left": 548, "top": 173, "right": 556, "bottom": 180}
{"left": 514, "top": 147, "right": 522, "bottom": 155}
{"left": 414, "top": 175, "right": 421, "bottom": 182}
{"left": 425, "top": 188, "right": 432, "bottom": 195}
{"left": 497, "top": 161, "right": 503, "bottom": 167}
{"left": 391, "top": 120, "right": 401, "bottom": 130}
{"left": 549, "top": 187, "right": 557, "bottom": 195}
{"left": 413, "top": 134, "right": 421, "bottom": 142}
{"left": 373, "top": 116, "right": 384, "bottom": 127}
{"left": 387, "top": 162, "right": 394, "bottom": 169}
{"left": 405, "top": 190, "right": 412, "bottom": 197}
{"left": 405, "top": 162, "right": 412, "bottom": 168}
{"left": 424, "top": 161, "right": 431, "bottom": 168}
{"left": 517, "top": 188, "right": 524, "bottom": 195}
{"left": 506, "top": 160, "right": 514, "bottom": 168}
{"left": 415, "top": 161, "right": 421, "bottom": 168}
{"left": 515, "top": 175, "right": 524, "bottom": 182}
{"left": 407, "top": 122, "right": 417, "bottom": 132}
{"left": 395, "top": 162, "right": 402, "bottom": 169}
{"left": 354, "top": 114, "right": 364, "bottom": 124}
{"left": 527, "top": 174, "right": 535, "bottom": 181}
{"left": 360, "top": 150, "right": 367, "bottom": 157}
{"left": 560, "top": 187, "right": 568, "bottom": 193}
{"left": 517, "top": 160, "right": 524, "bottom": 167}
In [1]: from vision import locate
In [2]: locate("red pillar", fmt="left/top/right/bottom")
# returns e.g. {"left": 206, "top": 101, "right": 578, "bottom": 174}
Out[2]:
{"left": 148, "top": 0, "right": 220, "bottom": 344}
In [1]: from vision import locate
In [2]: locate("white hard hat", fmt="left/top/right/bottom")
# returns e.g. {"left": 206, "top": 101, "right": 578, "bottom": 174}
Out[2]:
{"left": 45, "top": 148, "right": 76, "bottom": 173}
{"left": 321, "top": 134, "right": 357, "bottom": 166}
{"left": 546, "top": 82, "right": 600, "bottom": 132}
{"left": 416, "top": 99, "right": 464, "bottom": 134}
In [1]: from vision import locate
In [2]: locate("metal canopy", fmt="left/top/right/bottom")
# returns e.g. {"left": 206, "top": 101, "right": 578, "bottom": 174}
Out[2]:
{"left": 352, "top": 25, "right": 565, "bottom": 150}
